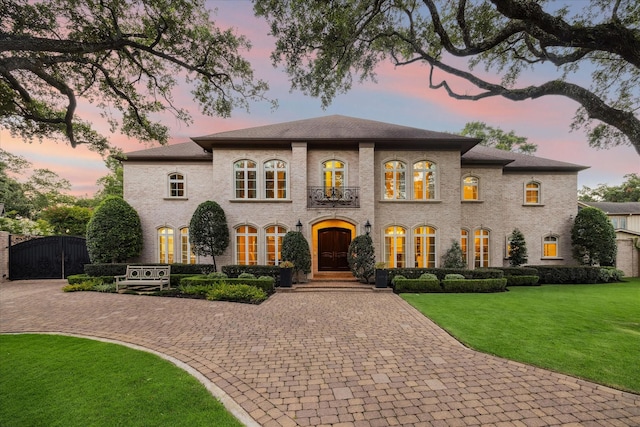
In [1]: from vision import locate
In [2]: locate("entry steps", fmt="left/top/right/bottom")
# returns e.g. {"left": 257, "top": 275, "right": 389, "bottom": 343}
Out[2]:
{"left": 277, "top": 280, "right": 393, "bottom": 293}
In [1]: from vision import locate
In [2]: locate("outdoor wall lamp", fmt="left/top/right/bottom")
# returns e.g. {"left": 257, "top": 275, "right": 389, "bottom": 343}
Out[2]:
{"left": 296, "top": 219, "right": 303, "bottom": 232}
{"left": 364, "top": 220, "right": 371, "bottom": 235}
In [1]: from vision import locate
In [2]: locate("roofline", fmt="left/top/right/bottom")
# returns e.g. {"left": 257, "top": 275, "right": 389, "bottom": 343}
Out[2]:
{"left": 191, "top": 138, "right": 480, "bottom": 153}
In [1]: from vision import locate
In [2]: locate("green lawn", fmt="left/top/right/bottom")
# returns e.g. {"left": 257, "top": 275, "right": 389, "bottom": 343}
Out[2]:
{"left": 0, "top": 334, "right": 243, "bottom": 427}
{"left": 402, "top": 280, "right": 640, "bottom": 394}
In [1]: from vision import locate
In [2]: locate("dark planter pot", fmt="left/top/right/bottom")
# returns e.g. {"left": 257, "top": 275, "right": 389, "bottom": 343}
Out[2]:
{"left": 375, "top": 269, "right": 388, "bottom": 288}
{"left": 279, "top": 268, "right": 293, "bottom": 287}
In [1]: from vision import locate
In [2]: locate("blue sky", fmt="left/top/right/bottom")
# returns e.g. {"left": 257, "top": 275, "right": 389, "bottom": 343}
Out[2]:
{"left": 1, "top": 0, "right": 637, "bottom": 196}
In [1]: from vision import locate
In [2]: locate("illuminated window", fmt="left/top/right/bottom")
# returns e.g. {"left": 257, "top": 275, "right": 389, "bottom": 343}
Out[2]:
{"left": 543, "top": 235, "right": 558, "bottom": 258}
{"left": 463, "top": 176, "right": 479, "bottom": 200}
{"left": 323, "top": 160, "right": 345, "bottom": 193}
{"left": 180, "top": 227, "right": 196, "bottom": 264}
{"left": 525, "top": 182, "right": 541, "bottom": 204}
{"left": 413, "top": 161, "right": 436, "bottom": 200}
{"left": 234, "top": 160, "right": 257, "bottom": 199}
{"left": 265, "top": 225, "right": 287, "bottom": 265}
{"left": 461, "top": 229, "right": 469, "bottom": 264}
{"left": 236, "top": 225, "right": 258, "bottom": 265}
{"left": 265, "top": 160, "right": 287, "bottom": 199}
{"left": 384, "top": 161, "right": 406, "bottom": 200}
{"left": 414, "top": 226, "right": 436, "bottom": 268}
{"left": 158, "top": 227, "right": 174, "bottom": 263}
{"left": 384, "top": 226, "right": 406, "bottom": 267}
{"left": 474, "top": 229, "right": 490, "bottom": 268}
{"left": 168, "top": 173, "right": 185, "bottom": 197}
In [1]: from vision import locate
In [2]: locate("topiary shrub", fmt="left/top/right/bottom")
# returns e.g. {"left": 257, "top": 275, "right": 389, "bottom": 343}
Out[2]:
{"left": 207, "top": 272, "right": 228, "bottom": 279}
{"left": 86, "top": 196, "right": 143, "bottom": 263}
{"left": 391, "top": 274, "right": 406, "bottom": 285}
{"left": 508, "top": 228, "right": 528, "bottom": 267}
{"left": 419, "top": 273, "right": 439, "bottom": 280}
{"left": 444, "top": 273, "right": 466, "bottom": 280}
{"left": 238, "top": 272, "right": 256, "bottom": 279}
{"left": 347, "top": 234, "right": 375, "bottom": 283}
{"left": 281, "top": 231, "right": 311, "bottom": 283}
{"left": 189, "top": 201, "right": 229, "bottom": 272}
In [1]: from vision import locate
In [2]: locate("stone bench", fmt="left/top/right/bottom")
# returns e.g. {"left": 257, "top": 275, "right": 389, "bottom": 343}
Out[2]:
{"left": 115, "top": 265, "right": 171, "bottom": 292}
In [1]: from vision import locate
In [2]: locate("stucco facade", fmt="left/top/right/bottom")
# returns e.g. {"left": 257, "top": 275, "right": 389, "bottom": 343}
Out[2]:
{"left": 121, "top": 115, "right": 586, "bottom": 277}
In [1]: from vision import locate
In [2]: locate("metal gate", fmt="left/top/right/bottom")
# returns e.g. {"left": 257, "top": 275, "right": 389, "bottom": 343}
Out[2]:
{"left": 9, "top": 236, "right": 90, "bottom": 280}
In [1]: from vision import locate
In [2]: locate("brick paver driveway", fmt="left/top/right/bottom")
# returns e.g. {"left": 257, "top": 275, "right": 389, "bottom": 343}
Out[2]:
{"left": 1, "top": 281, "right": 638, "bottom": 426}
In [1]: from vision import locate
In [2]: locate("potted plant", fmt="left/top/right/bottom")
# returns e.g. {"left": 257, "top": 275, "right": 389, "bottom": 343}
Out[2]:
{"left": 279, "top": 261, "right": 294, "bottom": 287}
{"left": 375, "top": 262, "right": 388, "bottom": 288}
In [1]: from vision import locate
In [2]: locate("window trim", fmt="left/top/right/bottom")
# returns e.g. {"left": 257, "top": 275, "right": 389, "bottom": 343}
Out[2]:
{"left": 264, "top": 159, "right": 288, "bottom": 200}
{"left": 179, "top": 227, "right": 196, "bottom": 264}
{"left": 542, "top": 234, "right": 562, "bottom": 259}
{"left": 461, "top": 228, "right": 469, "bottom": 266}
{"left": 412, "top": 160, "right": 438, "bottom": 201}
{"left": 462, "top": 175, "right": 481, "bottom": 202}
{"left": 167, "top": 172, "right": 187, "bottom": 199}
{"left": 473, "top": 228, "right": 490, "bottom": 268}
{"left": 234, "top": 159, "right": 258, "bottom": 200}
{"left": 524, "top": 181, "right": 543, "bottom": 205}
{"left": 265, "top": 224, "right": 287, "bottom": 265}
{"left": 157, "top": 226, "right": 174, "bottom": 264}
{"left": 235, "top": 224, "right": 258, "bottom": 265}
{"left": 382, "top": 160, "right": 407, "bottom": 200}
{"left": 384, "top": 225, "right": 407, "bottom": 268}
{"left": 413, "top": 225, "right": 437, "bottom": 268}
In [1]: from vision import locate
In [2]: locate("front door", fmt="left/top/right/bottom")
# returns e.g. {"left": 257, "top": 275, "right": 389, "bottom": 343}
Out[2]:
{"left": 318, "top": 227, "right": 351, "bottom": 271}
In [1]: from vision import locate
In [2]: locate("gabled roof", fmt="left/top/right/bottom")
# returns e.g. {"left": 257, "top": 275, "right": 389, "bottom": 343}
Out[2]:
{"left": 192, "top": 115, "right": 480, "bottom": 153}
{"left": 579, "top": 201, "right": 640, "bottom": 215}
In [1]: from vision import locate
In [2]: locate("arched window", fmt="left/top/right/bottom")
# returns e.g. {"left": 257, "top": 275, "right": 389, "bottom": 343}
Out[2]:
{"left": 180, "top": 227, "right": 196, "bottom": 264}
{"left": 234, "top": 160, "right": 257, "bottom": 199}
{"left": 384, "top": 226, "right": 406, "bottom": 267}
{"left": 414, "top": 226, "right": 436, "bottom": 268}
{"left": 463, "top": 176, "right": 479, "bottom": 200}
{"left": 265, "top": 160, "right": 287, "bottom": 199}
{"left": 474, "top": 229, "right": 490, "bottom": 268}
{"left": 413, "top": 161, "right": 436, "bottom": 200}
{"left": 525, "top": 182, "right": 541, "bottom": 204}
{"left": 158, "top": 227, "right": 174, "bottom": 263}
{"left": 543, "top": 235, "right": 559, "bottom": 258}
{"left": 168, "top": 173, "right": 185, "bottom": 197}
{"left": 265, "top": 225, "right": 287, "bottom": 265}
{"left": 323, "top": 160, "right": 345, "bottom": 193}
{"left": 384, "top": 161, "right": 406, "bottom": 200}
{"left": 236, "top": 225, "right": 258, "bottom": 265}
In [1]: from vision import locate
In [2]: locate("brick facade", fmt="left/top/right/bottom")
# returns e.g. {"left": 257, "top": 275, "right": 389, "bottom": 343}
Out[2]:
{"left": 122, "top": 116, "right": 585, "bottom": 276}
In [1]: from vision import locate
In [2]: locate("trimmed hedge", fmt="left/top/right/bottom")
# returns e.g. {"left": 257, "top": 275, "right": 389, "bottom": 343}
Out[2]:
{"left": 505, "top": 275, "right": 540, "bottom": 286}
{"left": 67, "top": 274, "right": 115, "bottom": 284}
{"left": 393, "top": 278, "right": 442, "bottom": 293}
{"left": 205, "top": 282, "right": 267, "bottom": 304}
{"left": 84, "top": 263, "right": 214, "bottom": 277}
{"left": 387, "top": 268, "right": 503, "bottom": 286}
{"left": 494, "top": 267, "right": 539, "bottom": 277}
{"left": 441, "top": 278, "right": 507, "bottom": 293}
{"left": 527, "top": 265, "right": 602, "bottom": 284}
{"left": 180, "top": 276, "right": 275, "bottom": 294}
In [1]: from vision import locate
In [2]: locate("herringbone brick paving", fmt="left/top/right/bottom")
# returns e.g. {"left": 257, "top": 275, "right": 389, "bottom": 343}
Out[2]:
{"left": 1, "top": 281, "right": 638, "bottom": 426}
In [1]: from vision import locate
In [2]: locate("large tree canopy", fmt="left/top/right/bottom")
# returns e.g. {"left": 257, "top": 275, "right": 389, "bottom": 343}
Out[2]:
{"left": 1, "top": 0, "right": 271, "bottom": 153}
{"left": 255, "top": 0, "right": 640, "bottom": 154}
{"left": 460, "top": 121, "right": 537, "bottom": 154}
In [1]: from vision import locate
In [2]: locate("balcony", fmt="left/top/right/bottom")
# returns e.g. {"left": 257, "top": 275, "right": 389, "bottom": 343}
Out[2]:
{"left": 308, "top": 187, "right": 360, "bottom": 208}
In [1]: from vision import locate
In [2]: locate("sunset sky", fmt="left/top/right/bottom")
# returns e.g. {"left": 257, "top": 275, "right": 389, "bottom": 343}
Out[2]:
{"left": 1, "top": 1, "right": 637, "bottom": 197}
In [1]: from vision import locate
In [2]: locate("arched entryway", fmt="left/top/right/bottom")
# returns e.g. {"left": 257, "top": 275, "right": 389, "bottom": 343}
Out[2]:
{"left": 311, "top": 219, "right": 356, "bottom": 275}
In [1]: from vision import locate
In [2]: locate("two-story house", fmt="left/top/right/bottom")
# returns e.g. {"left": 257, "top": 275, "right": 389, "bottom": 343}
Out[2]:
{"left": 121, "top": 115, "right": 586, "bottom": 278}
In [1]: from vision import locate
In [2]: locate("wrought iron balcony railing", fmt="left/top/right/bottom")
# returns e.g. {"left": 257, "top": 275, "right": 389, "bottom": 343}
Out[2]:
{"left": 308, "top": 187, "right": 360, "bottom": 208}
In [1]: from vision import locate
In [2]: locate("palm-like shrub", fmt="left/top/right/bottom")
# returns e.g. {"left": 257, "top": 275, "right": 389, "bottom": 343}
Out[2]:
{"left": 86, "top": 196, "right": 142, "bottom": 263}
